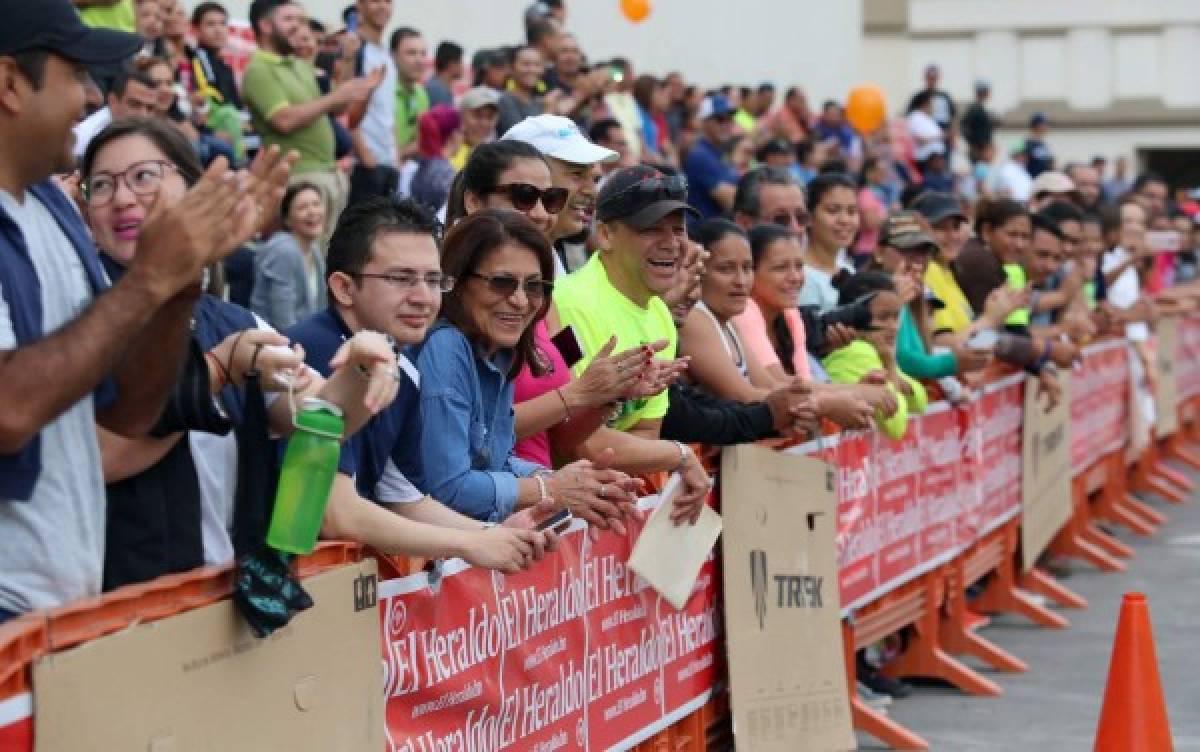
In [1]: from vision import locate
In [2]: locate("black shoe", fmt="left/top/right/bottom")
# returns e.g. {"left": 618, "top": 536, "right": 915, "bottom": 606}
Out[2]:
{"left": 862, "top": 669, "right": 914, "bottom": 699}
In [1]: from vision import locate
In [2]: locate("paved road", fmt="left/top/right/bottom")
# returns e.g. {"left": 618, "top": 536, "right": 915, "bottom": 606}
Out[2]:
{"left": 857, "top": 474, "right": 1200, "bottom": 751}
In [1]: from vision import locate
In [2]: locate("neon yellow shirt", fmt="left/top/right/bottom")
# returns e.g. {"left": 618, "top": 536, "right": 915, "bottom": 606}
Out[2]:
{"left": 733, "top": 109, "right": 757, "bottom": 133}
{"left": 79, "top": 0, "right": 135, "bottom": 32}
{"left": 925, "top": 261, "right": 973, "bottom": 333}
{"left": 553, "top": 254, "right": 677, "bottom": 431}
{"left": 1003, "top": 263, "right": 1030, "bottom": 327}
{"left": 822, "top": 340, "right": 927, "bottom": 440}
{"left": 450, "top": 142, "right": 471, "bottom": 171}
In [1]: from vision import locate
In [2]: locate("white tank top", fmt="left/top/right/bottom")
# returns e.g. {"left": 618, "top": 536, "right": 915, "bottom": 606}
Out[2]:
{"left": 695, "top": 301, "right": 748, "bottom": 379}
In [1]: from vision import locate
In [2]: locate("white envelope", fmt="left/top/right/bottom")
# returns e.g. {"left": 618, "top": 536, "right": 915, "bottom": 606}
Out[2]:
{"left": 628, "top": 474, "right": 723, "bottom": 610}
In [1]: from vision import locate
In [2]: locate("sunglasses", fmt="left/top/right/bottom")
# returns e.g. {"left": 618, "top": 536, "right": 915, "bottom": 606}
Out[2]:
{"left": 769, "top": 209, "right": 810, "bottom": 228}
{"left": 490, "top": 183, "right": 569, "bottom": 214}
{"left": 468, "top": 273, "right": 554, "bottom": 301}
{"left": 597, "top": 173, "right": 688, "bottom": 221}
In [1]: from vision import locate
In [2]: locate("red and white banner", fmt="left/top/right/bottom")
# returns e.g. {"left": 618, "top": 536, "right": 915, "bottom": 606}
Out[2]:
{"left": 1070, "top": 341, "right": 1131, "bottom": 473}
{"left": 796, "top": 375, "right": 1024, "bottom": 612}
{"left": 0, "top": 693, "right": 32, "bottom": 751}
{"left": 1175, "top": 315, "right": 1200, "bottom": 401}
{"left": 378, "top": 499, "right": 720, "bottom": 752}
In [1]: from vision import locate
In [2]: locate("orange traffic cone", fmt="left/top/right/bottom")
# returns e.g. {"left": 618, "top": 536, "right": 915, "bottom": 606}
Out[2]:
{"left": 1094, "top": 593, "right": 1173, "bottom": 751}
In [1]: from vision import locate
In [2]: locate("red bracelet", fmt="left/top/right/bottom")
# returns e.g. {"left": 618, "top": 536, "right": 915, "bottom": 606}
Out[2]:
{"left": 205, "top": 350, "right": 230, "bottom": 390}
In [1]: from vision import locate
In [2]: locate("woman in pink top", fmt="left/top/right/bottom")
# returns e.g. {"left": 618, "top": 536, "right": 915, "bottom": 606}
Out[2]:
{"left": 734, "top": 224, "right": 813, "bottom": 385}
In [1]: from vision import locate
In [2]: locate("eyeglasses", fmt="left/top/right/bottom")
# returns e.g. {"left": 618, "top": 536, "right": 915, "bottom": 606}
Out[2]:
{"left": 468, "top": 272, "right": 553, "bottom": 301}
{"left": 82, "top": 160, "right": 178, "bottom": 207}
{"left": 597, "top": 173, "right": 688, "bottom": 221}
{"left": 355, "top": 270, "right": 455, "bottom": 293}
{"left": 489, "top": 183, "right": 570, "bottom": 214}
{"left": 769, "top": 209, "right": 810, "bottom": 229}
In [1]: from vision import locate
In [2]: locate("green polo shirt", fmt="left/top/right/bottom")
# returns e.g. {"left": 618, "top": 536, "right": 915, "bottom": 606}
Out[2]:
{"left": 79, "top": 0, "right": 135, "bottom": 32}
{"left": 395, "top": 82, "right": 429, "bottom": 152}
{"left": 241, "top": 50, "right": 335, "bottom": 175}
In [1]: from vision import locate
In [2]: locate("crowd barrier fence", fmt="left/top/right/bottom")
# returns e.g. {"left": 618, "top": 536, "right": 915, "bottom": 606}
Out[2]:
{"left": 3, "top": 315, "right": 1200, "bottom": 751}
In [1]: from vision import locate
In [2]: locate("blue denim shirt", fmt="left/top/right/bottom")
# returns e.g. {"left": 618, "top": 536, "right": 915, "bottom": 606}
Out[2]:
{"left": 414, "top": 321, "right": 544, "bottom": 522}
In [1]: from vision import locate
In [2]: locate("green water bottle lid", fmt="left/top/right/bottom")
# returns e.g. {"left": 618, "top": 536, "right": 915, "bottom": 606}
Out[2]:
{"left": 296, "top": 396, "right": 344, "bottom": 440}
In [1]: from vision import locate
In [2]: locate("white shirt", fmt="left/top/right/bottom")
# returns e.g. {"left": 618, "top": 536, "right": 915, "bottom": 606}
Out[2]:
{"left": 994, "top": 159, "right": 1034, "bottom": 203}
{"left": 0, "top": 190, "right": 106, "bottom": 613}
{"left": 73, "top": 107, "right": 113, "bottom": 161}
{"left": 359, "top": 40, "right": 399, "bottom": 167}
{"left": 905, "top": 110, "right": 944, "bottom": 161}
{"left": 798, "top": 249, "right": 855, "bottom": 312}
{"left": 1102, "top": 247, "right": 1149, "bottom": 342}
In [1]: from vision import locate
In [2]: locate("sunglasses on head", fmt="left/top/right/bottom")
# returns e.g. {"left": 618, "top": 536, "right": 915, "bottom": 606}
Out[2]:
{"left": 598, "top": 173, "right": 688, "bottom": 220}
{"left": 468, "top": 273, "right": 554, "bottom": 301}
{"left": 490, "top": 183, "right": 569, "bottom": 214}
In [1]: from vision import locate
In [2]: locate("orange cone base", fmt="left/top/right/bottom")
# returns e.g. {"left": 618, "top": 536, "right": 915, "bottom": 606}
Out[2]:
{"left": 1094, "top": 592, "right": 1173, "bottom": 752}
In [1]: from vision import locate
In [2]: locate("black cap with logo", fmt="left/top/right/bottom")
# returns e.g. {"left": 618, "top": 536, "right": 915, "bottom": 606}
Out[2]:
{"left": 596, "top": 165, "right": 698, "bottom": 230}
{"left": 0, "top": 0, "right": 141, "bottom": 65}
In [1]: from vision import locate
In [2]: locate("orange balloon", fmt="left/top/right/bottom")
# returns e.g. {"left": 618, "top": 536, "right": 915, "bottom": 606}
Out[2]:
{"left": 845, "top": 84, "right": 887, "bottom": 134}
{"left": 620, "top": 0, "right": 651, "bottom": 22}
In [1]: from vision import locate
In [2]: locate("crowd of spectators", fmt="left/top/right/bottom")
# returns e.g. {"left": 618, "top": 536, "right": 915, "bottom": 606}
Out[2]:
{"left": 3, "top": 0, "right": 1200, "bottom": 717}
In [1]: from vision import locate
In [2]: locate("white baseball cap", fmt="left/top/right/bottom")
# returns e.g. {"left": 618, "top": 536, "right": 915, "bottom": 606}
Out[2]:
{"left": 502, "top": 114, "right": 618, "bottom": 165}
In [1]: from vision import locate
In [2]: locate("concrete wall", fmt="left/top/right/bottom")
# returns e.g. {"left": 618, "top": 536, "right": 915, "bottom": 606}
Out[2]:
{"left": 186, "top": 0, "right": 864, "bottom": 106}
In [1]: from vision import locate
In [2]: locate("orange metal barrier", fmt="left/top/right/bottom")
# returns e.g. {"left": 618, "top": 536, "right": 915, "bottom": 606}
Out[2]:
{"left": 4, "top": 324, "right": 1200, "bottom": 751}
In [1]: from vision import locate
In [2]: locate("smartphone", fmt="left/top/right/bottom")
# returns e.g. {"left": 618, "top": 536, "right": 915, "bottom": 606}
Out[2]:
{"left": 345, "top": 9, "right": 359, "bottom": 33}
{"left": 1145, "top": 230, "right": 1181, "bottom": 253}
{"left": 550, "top": 325, "right": 585, "bottom": 368}
{"left": 536, "top": 509, "right": 573, "bottom": 533}
{"left": 967, "top": 329, "right": 998, "bottom": 350}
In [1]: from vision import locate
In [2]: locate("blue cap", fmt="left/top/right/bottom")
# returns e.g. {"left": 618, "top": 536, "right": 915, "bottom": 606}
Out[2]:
{"left": 697, "top": 95, "right": 736, "bottom": 121}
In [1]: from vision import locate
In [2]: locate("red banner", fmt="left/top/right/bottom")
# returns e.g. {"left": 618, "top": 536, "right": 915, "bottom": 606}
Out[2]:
{"left": 0, "top": 694, "right": 31, "bottom": 751}
{"left": 1175, "top": 316, "right": 1200, "bottom": 401}
{"left": 1070, "top": 342, "right": 1131, "bottom": 473}
{"left": 797, "top": 376, "right": 1024, "bottom": 611}
{"left": 378, "top": 504, "right": 719, "bottom": 752}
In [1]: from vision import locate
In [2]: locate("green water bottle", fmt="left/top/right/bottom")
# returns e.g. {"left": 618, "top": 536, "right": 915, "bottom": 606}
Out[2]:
{"left": 266, "top": 397, "right": 345, "bottom": 555}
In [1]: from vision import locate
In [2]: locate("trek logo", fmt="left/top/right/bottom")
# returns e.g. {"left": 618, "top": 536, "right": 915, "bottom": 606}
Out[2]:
{"left": 750, "top": 550, "right": 768, "bottom": 630}
{"left": 353, "top": 573, "right": 378, "bottom": 612}
{"left": 748, "top": 549, "right": 825, "bottom": 631}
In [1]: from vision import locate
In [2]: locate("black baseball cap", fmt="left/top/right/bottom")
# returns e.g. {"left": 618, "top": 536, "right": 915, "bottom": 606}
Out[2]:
{"left": 0, "top": 0, "right": 142, "bottom": 65}
{"left": 596, "top": 165, "right": 698, "bottom": 230}
{"left": 912, "top": 191, "right": 966, "bottom": 226}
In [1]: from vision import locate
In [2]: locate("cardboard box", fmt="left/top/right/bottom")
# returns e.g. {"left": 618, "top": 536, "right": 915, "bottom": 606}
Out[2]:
{"left": 34, "top": 560, "right": 383, "bottom": 751}
{"left": 720, "top": 444, "right": 854, "bottom": 752}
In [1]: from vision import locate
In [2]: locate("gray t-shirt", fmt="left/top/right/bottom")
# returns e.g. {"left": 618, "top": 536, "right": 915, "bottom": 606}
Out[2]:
{"left": 359, "top": 40, "right": 398, "bottom": 167}
{"left": 0, "top": 189, "right": 106, "bottom": 614}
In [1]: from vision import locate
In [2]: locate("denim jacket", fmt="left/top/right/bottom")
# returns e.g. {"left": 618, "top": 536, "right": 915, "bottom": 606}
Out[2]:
{"left": 413, "top": 320, "right": 544, "bottom": 522}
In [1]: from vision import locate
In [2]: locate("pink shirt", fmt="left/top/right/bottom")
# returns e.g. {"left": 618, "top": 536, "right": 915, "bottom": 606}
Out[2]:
{"left": 855, "top": 186, "right": 885, "bottom": 254}
{"left": 512, "top": 321, "right": 571, "bottom": 467}
{"left": 732, "top": 298, "right": 811, "bottom": 379}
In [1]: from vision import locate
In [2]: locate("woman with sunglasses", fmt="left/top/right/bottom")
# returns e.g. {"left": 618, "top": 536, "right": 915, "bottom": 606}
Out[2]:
{"left": 446, "top": 140, "right": 567, "bottom": 236}
{"left": 453, "top": 150, "right": 694, "bottom": 530}
{"left": 81, "top": 118, "right": 397, "bottom": 588}
{"left": 414, "top": 210, "right": 639, "bottom": 525}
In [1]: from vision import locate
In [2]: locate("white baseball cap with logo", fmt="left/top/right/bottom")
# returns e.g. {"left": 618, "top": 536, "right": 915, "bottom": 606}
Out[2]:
{"left": 502, "top": 114, "right": 619, "bottom": 165}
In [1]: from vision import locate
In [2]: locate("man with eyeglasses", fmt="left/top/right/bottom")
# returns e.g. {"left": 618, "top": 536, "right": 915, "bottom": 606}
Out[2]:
{"left": 683, "top": 95, "right": 740, "bottom": 220}
{"left": 732, "top": 166, "right": 809, "bottom": 241}
{"left": 503, "top": 114, "right": 618, "bottom": 275}
{"left": 287, "top": 196, "right": 553, "bottom": 571}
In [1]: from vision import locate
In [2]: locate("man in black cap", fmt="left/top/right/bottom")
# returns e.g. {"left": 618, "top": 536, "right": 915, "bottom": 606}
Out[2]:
{"left": 0, "top": 0, "right": 293, "bottom": 621}
{"left": 549, "top": 165, "right": 711, "bottom": 522}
